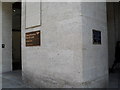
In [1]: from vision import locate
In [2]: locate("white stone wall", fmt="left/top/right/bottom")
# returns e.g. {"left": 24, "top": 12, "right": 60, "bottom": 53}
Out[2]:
{"left": 81, "top": 2, "right": 108, "bottom": 87}
{"left": 25, "top": 2, "right": 41, "bottom": 28}
{"left": 22, "top": 2, "right": 84, "bottom": 88}
{"left": 0, "top": 2, "right": 2, "bottom": 90}
{"left": 0, "top": 2, "right": 2, "bottom": 74}
{"left": 22, "top": 2, "right": 108, "bottom": 88}
{"left": 2, "top": 3, "right": 12, "bottom": 72}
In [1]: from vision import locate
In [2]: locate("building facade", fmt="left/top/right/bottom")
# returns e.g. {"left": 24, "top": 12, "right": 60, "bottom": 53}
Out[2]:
{"left": 1, "top": 1, "right": 114, "bottom": 88}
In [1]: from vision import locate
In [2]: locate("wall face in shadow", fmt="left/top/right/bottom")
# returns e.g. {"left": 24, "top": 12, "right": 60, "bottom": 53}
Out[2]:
{"left": 12, "top": 2, "right": 21, "bottom": 70}
{"left": 107, "top": 2, "right": 120, "bottom": 68}
{"left": 12, "top": 31, "right": 21, "bottom": 70}
{"left": 2, "top": 3, "right": 12, "bottom": 73}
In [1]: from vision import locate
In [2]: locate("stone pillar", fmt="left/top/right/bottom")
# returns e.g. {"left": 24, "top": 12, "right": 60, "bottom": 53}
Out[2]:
{"left": 22, "top": 2, "right": 108, "bottom": 88}
{"left": 0, "top": 1, "right": 2, "bottom": 74}
{"left": 0, "top": 1, "right": 2, "bottom": 89}
{"left": 81, "top": 2, "right": 108, "bottom": 88}
{"left": 2, "top": 2, "right": 12, "bottom": 73}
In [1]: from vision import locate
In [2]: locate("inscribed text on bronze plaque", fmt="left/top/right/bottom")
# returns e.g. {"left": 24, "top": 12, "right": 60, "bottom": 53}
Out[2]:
{"left": 26, "top": 31, "right": 41, "bottom": 46}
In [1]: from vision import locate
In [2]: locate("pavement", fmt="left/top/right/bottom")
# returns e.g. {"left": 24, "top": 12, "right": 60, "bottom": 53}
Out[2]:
{"left": 1, "top": 70, "right": 120, "bottom": 88}
{"left": 2, "top": 70, "right": 30, "bottom": 88}
{"left": 108, "top": 70, "right": 120, "bottom": 88}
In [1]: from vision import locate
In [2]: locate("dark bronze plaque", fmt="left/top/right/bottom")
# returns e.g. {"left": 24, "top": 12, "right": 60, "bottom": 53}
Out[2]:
{"left": 93, "top": 30, "right": 101, "bottom": 45}
{"left": 26, "top": 31, "right": 41, "bottom": 47}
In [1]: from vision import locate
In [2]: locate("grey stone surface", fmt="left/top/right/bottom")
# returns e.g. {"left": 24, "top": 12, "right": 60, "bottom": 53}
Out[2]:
{"left": 2, "top": 3, "right": 12, "bottom": 73}
{"left": 22, "top": 2, "right": 84, "bottom": 88}
{"left": 108, "top": 71, "right": 120, "bottom": 88}
{"left": 81, "top": 2, "right": 108, "bottom": 88}
{"left": 0, "top": 2, "right": 2, "bottom": 89}
{"left": 0, "top": 2, "right": 109, "bottom": 88}
{"left": 2, "top": 71, "right": 30, "bottom": 88}
{"left": 1, "top": 70, "right": 120, "bottom": 88}
{"left": 21, "top": 2, "right": 108, "bottom": 88}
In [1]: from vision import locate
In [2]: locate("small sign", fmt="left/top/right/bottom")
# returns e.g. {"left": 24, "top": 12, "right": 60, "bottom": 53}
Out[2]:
{"left": 2, "top": 44, "right": 5, "bottom": 48}
{"left": 26, "top": 31, "right": 41, "bottom": 47}
{"left": 93, "top": 30, "right": 101, "bottom": 45}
